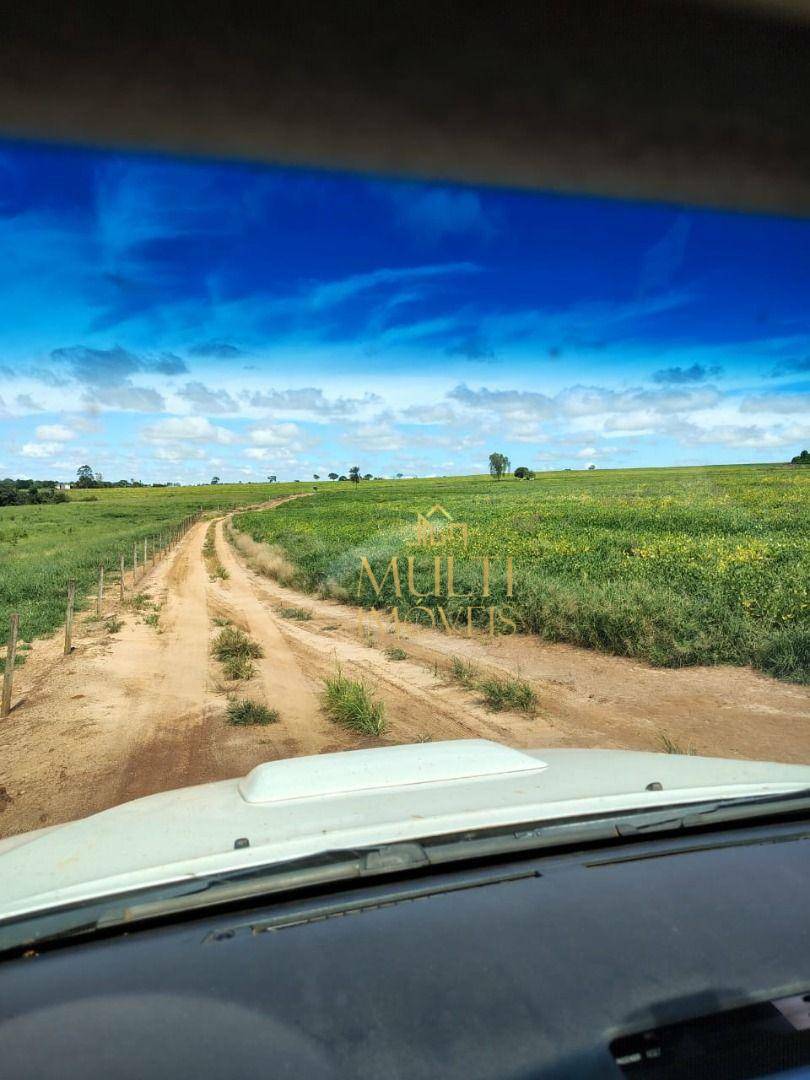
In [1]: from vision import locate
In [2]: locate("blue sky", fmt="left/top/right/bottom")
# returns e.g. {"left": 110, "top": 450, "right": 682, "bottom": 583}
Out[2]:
{"left": 0, "top": 139, "right": 808, "bottom": 482}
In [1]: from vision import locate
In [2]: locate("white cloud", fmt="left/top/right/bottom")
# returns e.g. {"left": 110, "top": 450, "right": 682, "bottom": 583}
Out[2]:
{"left": 739, "top": 393, "right": 810, "bottom": 415}
{"left": 21, "top": 441, "right": 62, "bottom": 458}
{"left": 250, "top": 422, "right": 305, "bottom": 447}
{"left": 35, "top": 423, "right": 76, "bottom": 441}
{"left": 142, "top": 416, "right": 235, "bottom": 444}
{"left": 153, "top": 444, "right": 207, "bottom": 462}
{"left": 679, "top": 420, "right": 810, "bottom": 449}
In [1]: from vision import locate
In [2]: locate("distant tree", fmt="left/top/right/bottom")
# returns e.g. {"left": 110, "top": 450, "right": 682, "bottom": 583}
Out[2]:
{"left": 349, "top": 466, "right": 361, "bottom": 485}
{"left": 396, "top": 472, "right": 404, "bottom": 479}
{"left": 514, "top": 466, "right": 534, "bottom": 480}
{"left": 267, "top": 475, "right": 277, "bottom": 482}
{"left": 791, "top": 449, "right": 810, "bottom": 465}
{"left": 488, "top": 452, "right": 510, "bottom": 481}
{"left": 363, "top": 473, "right": 373, "bottom": 481}
{"left": 338, "top": 475, "right": 348, "bottom": 482}
{"left": 588, "top": 464, "right": 596, "bottom": 471}
{"left": 75, "top": 464, "right": 96, "bottom": 489}
{"left": 211, "top": 476, "right": 220, "bottom": 485}
{"left": 328, "top": 472, "right": 339, "bottom": 481}
{"left": 313, "top": 474, "right": 320, "bottom": 480}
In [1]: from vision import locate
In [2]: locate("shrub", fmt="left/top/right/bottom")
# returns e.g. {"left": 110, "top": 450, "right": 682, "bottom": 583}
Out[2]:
{"left": 385, "top": 647, "right": 408, "bottom": 661}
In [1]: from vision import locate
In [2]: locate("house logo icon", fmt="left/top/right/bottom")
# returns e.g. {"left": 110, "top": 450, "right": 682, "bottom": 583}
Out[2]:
{"left": 414, "top": 505, "right": 469, "bottom": 548}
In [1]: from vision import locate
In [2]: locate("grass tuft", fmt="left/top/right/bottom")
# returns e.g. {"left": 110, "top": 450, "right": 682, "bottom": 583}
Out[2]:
{"left": 658, "top": 731, "right": 697, "bottom": 755}
{"left": 385, "top": 647, "right": 408, "bottom": 661}
{"left": 449, "top": 655, "right": 479, "bottom": 688}
{"left": 477, "top": 674, "right": 537, "bottom": 714}
{"left": 104, "top": 614, "right": 123, "bottom": 634}
{"left": 212, "top": 626, "right": 263, "bottom": 663}
{"left": 448, "top": 655, "right": 537, "bottom": 714}
{"left": 279, "top": 606, "right": 312, "bottom": 620}
{"left": 227, "top": 698, "right": 279, "bottom": 725}
{"left": 322, "top": 667, "right": 386, "bottom": 735}
{"left": 222, "top": 654, "right": 255, "bottom": 681}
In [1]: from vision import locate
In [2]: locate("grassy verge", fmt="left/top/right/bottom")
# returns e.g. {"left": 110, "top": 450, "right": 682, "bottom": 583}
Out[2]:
{"left": 322, "top": 668, "right": 386, "bottom": 735}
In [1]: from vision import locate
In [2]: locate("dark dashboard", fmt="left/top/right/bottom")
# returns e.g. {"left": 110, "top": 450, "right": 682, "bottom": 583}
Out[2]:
{"left": 1, "top": 818, "right": 809, "bottom": 1078}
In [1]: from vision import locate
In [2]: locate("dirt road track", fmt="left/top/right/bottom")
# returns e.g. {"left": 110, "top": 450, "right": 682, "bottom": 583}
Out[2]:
{"left": 2, "top": 501, "right": 809, "bottom": 838}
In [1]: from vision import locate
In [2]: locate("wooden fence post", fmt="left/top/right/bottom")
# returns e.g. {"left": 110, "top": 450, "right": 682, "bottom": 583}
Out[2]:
{"left": 143, "top": 537, "right": 148, "bottom": 569}
{"left": 119, "top": 553, "right": 125, "bottom": 599}
{"left": 97, "top": 564, "right": 104, "bottom": 616}
{"left": 64, "top": 579, "right": 76, "bottom": 655}
{"left": 1, "top": 612, "right": 19, "bottom": 719}
{"left": 134, "top": 543, "right": 138, "bottom": 582}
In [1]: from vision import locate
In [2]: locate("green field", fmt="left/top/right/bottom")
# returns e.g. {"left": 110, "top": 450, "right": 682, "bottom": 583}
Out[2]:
{"left": 0, "top": 482, "right": 301, "bottom": 642}
{"left": 233, "top": 465, "right": 810, "bottom": 683}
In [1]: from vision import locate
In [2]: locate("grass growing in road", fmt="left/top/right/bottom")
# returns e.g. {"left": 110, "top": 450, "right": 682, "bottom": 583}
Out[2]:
{"left": 385, "top": 646, "right": 408, "bottom": 661}
{"left": 213, "top": 625, "right": 262, "bottom": 681}
{"left": 449, "top": 655, "right": 537, "bottom": 713}
{"left": 477, "top": 674, "right": 537, "bottom": 714}
{"left": 212, "top": 625, "right": 263, "bottom": 661}
{"left": 212, "top": 626, "right": 263, "bottom": 664}
{"left": 203, "top": 522, "right": 229, "bottom": 581}
{"left": 322, "top": 667, "right": 386, "bottom": 735}
{"left": 222, "top": 654, "right": 256, "bottom": 681}
{"left": 104, "top": 615, "right": 123, "bottom": 634}
{"left": 227, "top": 698, "right": 279, "bottom": 725}
{"left": 659, "top": 731, "right": 697, "bottom": 755}
{"left": 279, "top": 606, "right": 312, "bottom": 620}
{"left": 450, "top": 656, "right": 479, "bottom": 688}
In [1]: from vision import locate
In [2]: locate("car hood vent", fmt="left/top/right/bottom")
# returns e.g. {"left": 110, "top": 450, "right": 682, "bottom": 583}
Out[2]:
{"left": 238, "top": 740, "right": 548, "bottom": 805}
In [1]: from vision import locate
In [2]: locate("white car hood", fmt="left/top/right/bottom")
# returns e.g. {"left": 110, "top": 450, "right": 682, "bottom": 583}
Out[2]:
{"left": 1, "top": 739, "right": 810, "bottom": 922}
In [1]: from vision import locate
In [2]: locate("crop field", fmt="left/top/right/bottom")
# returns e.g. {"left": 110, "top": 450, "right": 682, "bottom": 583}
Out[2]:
{"left": 234, "top": 465, "right": 810, "bottom": 683}
{"left": 0, "top": 482, "right": 300, "bottom": 641}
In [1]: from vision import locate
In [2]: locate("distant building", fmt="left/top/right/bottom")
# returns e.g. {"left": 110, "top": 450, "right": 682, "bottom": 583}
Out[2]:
{"left": 56, "top": 482, "right": 72, "bottom": 491}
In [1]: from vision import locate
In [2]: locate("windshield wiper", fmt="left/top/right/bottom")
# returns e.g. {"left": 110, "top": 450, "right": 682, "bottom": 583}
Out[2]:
{"left": 3, "top": 788, "right": 810, "bottom": 956}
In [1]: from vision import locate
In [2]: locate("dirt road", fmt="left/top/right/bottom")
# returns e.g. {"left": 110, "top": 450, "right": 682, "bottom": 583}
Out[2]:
{"left": 2, "top": 501, "right": 809, "bottom": 837}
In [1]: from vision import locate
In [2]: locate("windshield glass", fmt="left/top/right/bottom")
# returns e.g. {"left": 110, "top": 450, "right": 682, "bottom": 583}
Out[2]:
{"left": 0, "top": 139, "right": 808, "bottom": 890}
